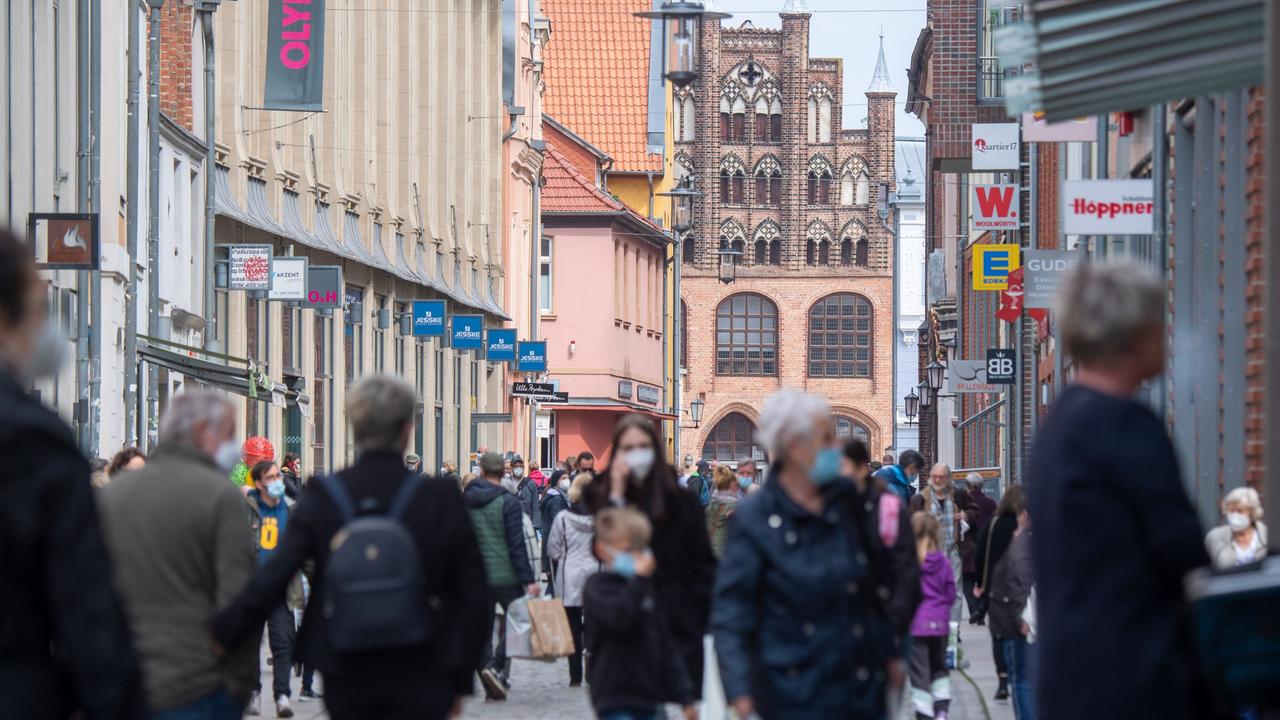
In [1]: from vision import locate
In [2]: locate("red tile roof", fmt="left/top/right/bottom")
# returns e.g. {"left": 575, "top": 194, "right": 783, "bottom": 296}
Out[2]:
{"left": 542, "top": 122, "right": 667, "bottom": 239}
{"left": 541, "top": 0, "right": 663, "bottom": 173}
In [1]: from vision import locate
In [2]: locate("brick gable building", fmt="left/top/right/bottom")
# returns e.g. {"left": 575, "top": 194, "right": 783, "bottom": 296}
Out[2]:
{"left": 679, "top": 8, "right": 897, "bottom": 463}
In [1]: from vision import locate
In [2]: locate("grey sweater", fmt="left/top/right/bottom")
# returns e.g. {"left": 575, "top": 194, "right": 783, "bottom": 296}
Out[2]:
{"left": 99, "top": 442, "right": 258, "bottom": 710}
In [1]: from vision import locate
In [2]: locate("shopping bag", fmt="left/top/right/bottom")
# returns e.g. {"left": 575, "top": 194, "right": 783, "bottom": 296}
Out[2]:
{"left": 701, "top": 634, "right": 728, "bottom": 720}
{"left": 527, "top": 597, "right": 576, "bottom": 659}
{"left": 505, "top": 597, "right": 536, "bottom": 659}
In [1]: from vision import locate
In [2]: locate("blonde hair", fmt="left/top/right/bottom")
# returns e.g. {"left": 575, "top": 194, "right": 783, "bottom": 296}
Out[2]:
{"left": 713, "top": 465, "right": 737, "bottom": 492}
{"left": 912, "top": 511, "right": 942, "bottom": 564}
{"left": 1223, "top": 487, "right": 1264, "bottom": 522}
{"left": 595, "top": 507, "right": 652, "bottom": 552}
{"left": 568, "top": 472, "right": 593, "bottom": 504}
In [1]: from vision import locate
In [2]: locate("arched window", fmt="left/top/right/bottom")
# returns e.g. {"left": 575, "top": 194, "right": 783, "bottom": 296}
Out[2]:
{"left": 856, "top": 170, "right": 870, "bottom": 206}
{"left": 840, "top": 238, "right": 853, "bottom": 266}
{"left": 807, "top": 97, "right": 818, "bottom": 144}
{"left": 806, "top": 239, "right": 816, "bottom": 266}
{"left": 835, "top": 415, "right": 871, "bottom": 445}
{"left": 676, "top": 90, "right": 697, "bottom": 143}
{"left": 807, "top": 156, "right": 834, "bottom": 205}
{"left": 841, "top": 172, "right": 856, "bottom": 206}
{"left": 856, "top": 238, "right": 870, "bottom": 267}
{"left": 808, "top": 293, "right": 873, "bottom": 378}
{"left": 807, "top": 221, "right": 832, "bottom": 267}
{"left": 702, "top": 412, "right": 763, "bottom": 462}
{"left": 716, "top": 293, "right": 778, "bottom": 376}
{"left": 682, "top": 236, "right": 695, "bottom": 264}
{"left": 755, "top": 95, "right": 783, "bottom": 143}
{"left": 755, "top": 97, "right": 770, "bottom": 142}
{"left": 753, "top": 156, "right": 782, "bottom": 207}
{"left": 808, "top": 84, "right": 833, "bottom": 144}
{"left": 819, "top": 98, "right": 833, "bottom": 143}
{"left": 755, "top": 220, "right": 781, "bottom": 267}
{"left": 769, "top": 97, "right": 783, "bottom": 142}
{"left": 720, "top": 156, "right": 747, "bottom": 205}
{"left": 818, "top": 240, "right": 830, "bottom": 265}
{"left": 720, "top": 219, "right": 746, "bottom": 262}
{"left": 754, "top": 238, "right": 768, "bottom": 265}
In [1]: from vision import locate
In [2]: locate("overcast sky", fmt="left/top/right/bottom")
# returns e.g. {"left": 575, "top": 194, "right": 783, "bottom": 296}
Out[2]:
{"left": 713, "top": 0, "right": 927, "bottom": 137}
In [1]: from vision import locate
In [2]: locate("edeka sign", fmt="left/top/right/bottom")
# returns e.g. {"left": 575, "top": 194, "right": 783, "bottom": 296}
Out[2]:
{"left": 451, "top": 315, "right": 484, "bottom": 350}
{"left": 517, "top": 341, "right": 548, "bottom": 373}
{"left": 1062, "top": 180, "right": 1156, "bottom": 235}
{"left": 486, "top": 329, "right": 517, "bottom": 362}
{"left": 264, "top": 0, "right": 326, "bottom": 111}
{"left": 411, "top": 300, "right": 446, "bottom": 337}
{"left": 303, "top": 266, "right": 342, "bottom": 309}
{"left": 1024, "top": 250, "right": 1082, "bottom": 309}
{"left": 972, "top": 244, "right": 1020, "bottom": 291}
{"left": 972, "top": 184, "right": 1020, "bottom": 231}
{"left": 972, "top": 123, "right": 1021, "bottom": 170}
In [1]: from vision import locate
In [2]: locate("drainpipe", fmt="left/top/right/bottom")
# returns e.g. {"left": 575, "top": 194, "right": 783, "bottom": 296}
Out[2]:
{"left": 528, "top": 171, "right": 541, "bottom": 460}
{"left": 87, "top": 0, "right": 102, "bottom": 455}
{"left": 1266, "top": 0, "right": 1280, "bottom": 545}
{"left": 881, "top": 194, "right": 898, "bottom": 455}
{"left": 145, "top": 0, "right": 163, "bottom": 448}
{"left": 74, "top": 0, "right": 92, "bottom": 451}
{"left": 672, "top": 231, "right": 683, "bottom": 463}
{"left": 200, "top": 7, "right": 218, "bottom": 352}
{"left": 124, "top": 0, "right": 141, "bottom": 446}
{"left": 1152, "top": 103, "right": 1168, "bottom": 421}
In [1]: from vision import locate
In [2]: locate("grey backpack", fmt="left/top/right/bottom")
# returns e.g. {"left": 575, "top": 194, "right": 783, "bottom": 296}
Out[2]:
{"left": 317, "top": 473, "right": 429, "bottom": 652}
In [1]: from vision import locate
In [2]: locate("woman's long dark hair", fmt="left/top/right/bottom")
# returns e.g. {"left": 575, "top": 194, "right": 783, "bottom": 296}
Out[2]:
{"left": 584, "top": 414, "right": 683, "bottom": 521}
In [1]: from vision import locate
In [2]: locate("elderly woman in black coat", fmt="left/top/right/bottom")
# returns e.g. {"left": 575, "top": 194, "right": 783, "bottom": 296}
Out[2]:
{"left": 712, "top": 389, "right": 904, "bottom": 720}
{"left": 583, "top": 414, "right": 717, "bottom": 701}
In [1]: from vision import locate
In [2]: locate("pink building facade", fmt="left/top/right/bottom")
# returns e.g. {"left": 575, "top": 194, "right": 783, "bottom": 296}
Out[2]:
{"left": 540, "top": 119, "right": 673, "bottom": 463}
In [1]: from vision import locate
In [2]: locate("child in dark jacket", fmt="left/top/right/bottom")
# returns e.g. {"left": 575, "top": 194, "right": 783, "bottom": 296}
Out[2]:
{"left": 909, "top": 511, "right": 957, "bottom": 720}
{"left": 584, "top": 508, "right": 696, "bottom": 720}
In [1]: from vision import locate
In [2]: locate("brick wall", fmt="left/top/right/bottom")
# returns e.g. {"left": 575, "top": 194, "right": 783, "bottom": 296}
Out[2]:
{"left": 678, "top": 11, "right": 896, "bottom": 458}
{"left": 1244, "top": 87, "right": 1267, "bottom": 490}
{"left": 158, "top": 2, "right": 194, "bottom": 131}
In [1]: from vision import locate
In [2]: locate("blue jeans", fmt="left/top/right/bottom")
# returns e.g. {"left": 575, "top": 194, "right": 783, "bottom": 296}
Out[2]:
{"left": 151, "top": 688, "right": 243, "bottom": 720}
{"left": 598, "top": 709, "right": 661, "bottom": 720}
{"left": 1002, "top": 636, "right": 1037, "bottom": 720}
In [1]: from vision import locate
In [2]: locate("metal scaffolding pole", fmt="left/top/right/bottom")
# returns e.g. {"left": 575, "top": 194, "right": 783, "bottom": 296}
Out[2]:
{"left": 1264, "top": 0, "right": 1280, "bottom": 545}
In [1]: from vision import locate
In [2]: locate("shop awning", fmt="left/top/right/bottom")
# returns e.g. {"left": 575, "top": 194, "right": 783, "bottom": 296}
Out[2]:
{"left": 138, "top": 336, "right": 311, "bottom": 412}
{"left": 1015, "top": 0, "right": 1265, "bottom": 121}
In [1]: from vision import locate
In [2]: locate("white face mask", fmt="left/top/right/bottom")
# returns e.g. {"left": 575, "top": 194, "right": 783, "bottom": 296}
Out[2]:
{"left": 623, "top": 447, "right": 655, "bottom": 479}
{"left": 513, "top": 467, "right": 525, "bottom": 478}
{"left": 558, "top": 478, "right": 571, "bottom": 492}
{"left": 214, "top": 439, "right": 242, "bottom": 473}
{"left": 1227, "top": 512, "right": 1252, "bottom": 533}
{"left": 7, "top": 320, "right": 68, "bottom": 384}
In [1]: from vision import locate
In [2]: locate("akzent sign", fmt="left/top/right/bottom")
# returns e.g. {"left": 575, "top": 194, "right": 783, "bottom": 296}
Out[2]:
{"left": 972, "top": 184, "right": 1020, "bottom": 231}
{"left": 268, "top": 256, "right": 308, "bottom": 301}
{"left": 517, "top": 341, "right": 548, "bottom": 373}
{"left": 971, "top": 123, "right": 1021, "bottom": 170}
{"left": 486, "top": 329, "right": 517, "bottom": 362}
{"left": 451, "top": 315, "right": 484, "bottom": 350}
{"left": 972, "top": 244, "right": 1021, "bottom": 291}
{"left": 1062, "top": 180, "right": 1156, "bottom": 235}
{"left": 411, "top": 300, "right": 446, "bottom": 337}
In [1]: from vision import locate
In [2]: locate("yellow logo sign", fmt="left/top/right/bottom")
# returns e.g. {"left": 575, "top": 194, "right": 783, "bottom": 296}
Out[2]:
{"left": 972, "top": 244, "right": 1021, "bottom": 291}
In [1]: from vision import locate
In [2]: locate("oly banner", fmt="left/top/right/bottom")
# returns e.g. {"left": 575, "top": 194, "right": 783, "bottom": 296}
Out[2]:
{"left": 265, "top": 0, "right": 326, "bottom": 111}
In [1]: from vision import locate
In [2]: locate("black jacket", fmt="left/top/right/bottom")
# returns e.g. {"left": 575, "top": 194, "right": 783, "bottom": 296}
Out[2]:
{"left": 584, "top": 572, "right": 693, "bottom": 713}
{"left": 0, "top": 372, "right": 147, "bottom": 720}
{"left": 462, "top": 479, "right": 535, "bottom": 586}
{"left": 847, "top": 479, "right": 920, "bottom": 652}
{"left": 213, "top": 451, "right": 489, "bottom": 701}
{"left": 281, "top": 468, "right": 304, "bottom": 501}
{"left": 540, "top": 487, "right": 570, "bottom": 539}
{"left": 586, "top": 470, "right": 717, "bottom": 698}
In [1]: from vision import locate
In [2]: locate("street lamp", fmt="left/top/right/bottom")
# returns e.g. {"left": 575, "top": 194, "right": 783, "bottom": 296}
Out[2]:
{"left": 925, "top": 360, "right": 946, "bottom": 395}
{"left": 717, "top": 244, "right": 742, "bottom": 284}
{"left": 689, "top": 397, "right": 705, "bottom": 428}
{"left": 636, "top": 2, "right": 730, "bottom": 87}
{"left": 904, "top": 389, "right": 920, "bottom": 425}
{"left": 659, "top": 175, "right": 700, "bottom": 234}
{"left": 918, "top": 382, "right": 932, "bottom": 408}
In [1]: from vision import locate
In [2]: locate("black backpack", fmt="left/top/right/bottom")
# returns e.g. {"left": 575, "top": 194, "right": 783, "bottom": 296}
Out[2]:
{"left": 317, "top": 472, "right": 430, "bottom": 653}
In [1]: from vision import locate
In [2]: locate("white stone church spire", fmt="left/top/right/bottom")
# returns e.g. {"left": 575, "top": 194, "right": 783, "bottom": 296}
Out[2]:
{"left": 868, "top": 32, "right": 895, "bottom": 93}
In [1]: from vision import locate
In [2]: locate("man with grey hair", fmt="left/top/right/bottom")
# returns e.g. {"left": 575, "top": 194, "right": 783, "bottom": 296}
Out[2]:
{"left": 214, "top": 376, "right": 490, "bottom": 718}
{"left": 910, "top": 462, "right": 977, "bottom": 625}
{"left": 1029, "top": 260, "right": 1209, "bottom": 719}
{"left": 100, "top": 391, "right": 259, "bottom": 717}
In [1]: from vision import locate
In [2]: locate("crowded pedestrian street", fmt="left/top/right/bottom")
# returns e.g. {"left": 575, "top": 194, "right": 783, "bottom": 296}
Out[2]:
{"left": 4, "top": 0, "right": 1280, "bottom": 719}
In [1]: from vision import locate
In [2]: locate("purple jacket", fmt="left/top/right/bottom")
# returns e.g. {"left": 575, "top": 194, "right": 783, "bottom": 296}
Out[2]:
{"left": 911, "top": 551, "right": 956, "bottom": 637}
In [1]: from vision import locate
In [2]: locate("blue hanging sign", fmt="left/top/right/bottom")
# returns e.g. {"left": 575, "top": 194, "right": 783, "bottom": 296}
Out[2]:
{"left": 452, "top": 315, "right": 485, "bottom": 350}
{"left": 517, "top": 341, "right": 548, "bottom": 373}
{"left": 411, "top": 300, "right": 446, "bottom": 337}
{"left": 486, "top": 328, "right": 518, "bottom": 362}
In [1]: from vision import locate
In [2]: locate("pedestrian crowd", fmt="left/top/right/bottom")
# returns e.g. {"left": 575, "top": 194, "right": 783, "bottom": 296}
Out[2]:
{"left": 0, "top": 224, "right": 1271, "bottom": 720}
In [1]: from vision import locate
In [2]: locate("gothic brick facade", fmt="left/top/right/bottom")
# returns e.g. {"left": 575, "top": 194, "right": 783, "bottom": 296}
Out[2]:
{"left": 678, "top": 11, "right": 897, "bottom": 461}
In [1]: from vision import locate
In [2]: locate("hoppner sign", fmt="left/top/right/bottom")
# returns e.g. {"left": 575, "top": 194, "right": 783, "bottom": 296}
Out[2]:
{"left": 1062, "top": 180, "right": 1155, "bottom": 235}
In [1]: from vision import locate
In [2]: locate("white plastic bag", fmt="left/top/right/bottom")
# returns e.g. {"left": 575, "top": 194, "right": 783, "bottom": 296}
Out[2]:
{"left": 505, "top": 597, "right": 535, "bottom": 659}
{"left": 701, "top": 634, "right": 728, "bottom": 720}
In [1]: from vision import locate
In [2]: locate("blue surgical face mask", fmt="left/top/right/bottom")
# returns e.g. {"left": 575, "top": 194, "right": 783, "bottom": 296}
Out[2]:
{"left": 738, "top": 476, "right": 753, "bottom": 491}
{"left": 266, "top": 479, "right": 286, "bottom": 499}
{"left": 609, "top": 551, "right": 637, "bottom": 578}
{"left": 811, "top": 448, "right": 844, "bottom": 486}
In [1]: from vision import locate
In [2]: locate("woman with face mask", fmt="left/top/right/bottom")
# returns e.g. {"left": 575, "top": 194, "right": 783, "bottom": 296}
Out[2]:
{"left": 584, "top": 414, "right": 716, "bottom": 706}
{"left": 1205, "top": 487, "right": 1268, "bottom": 569}
{"left": 711, "top": 389, "right": 896, "bottom": 720}
{"left": 0, "top": 228, "right": 148, "bottom": 719}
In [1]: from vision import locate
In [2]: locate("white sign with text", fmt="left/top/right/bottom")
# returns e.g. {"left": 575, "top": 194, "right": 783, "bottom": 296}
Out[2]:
{"left": 1062, "top": 180, "right": 1156, "bottom": 235}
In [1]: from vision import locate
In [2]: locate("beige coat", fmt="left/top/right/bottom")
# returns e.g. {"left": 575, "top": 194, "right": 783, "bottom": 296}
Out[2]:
{"left": 1205, "top": 521, "right": 1269, "bottom": 569}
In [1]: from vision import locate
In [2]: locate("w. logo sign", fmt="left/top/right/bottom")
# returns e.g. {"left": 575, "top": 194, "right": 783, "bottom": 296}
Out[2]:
{"left": 973, "top": 184, "right": 1020, "bottom": 230}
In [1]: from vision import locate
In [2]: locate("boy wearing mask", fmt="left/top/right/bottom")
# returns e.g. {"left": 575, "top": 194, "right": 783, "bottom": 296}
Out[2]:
{"left": 584, "top": 508, "right": 696, "bottom": 720}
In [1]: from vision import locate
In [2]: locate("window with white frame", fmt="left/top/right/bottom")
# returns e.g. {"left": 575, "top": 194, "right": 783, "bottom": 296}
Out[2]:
{"left": 539, "top": 235, "right": 553, "bottom": 313}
